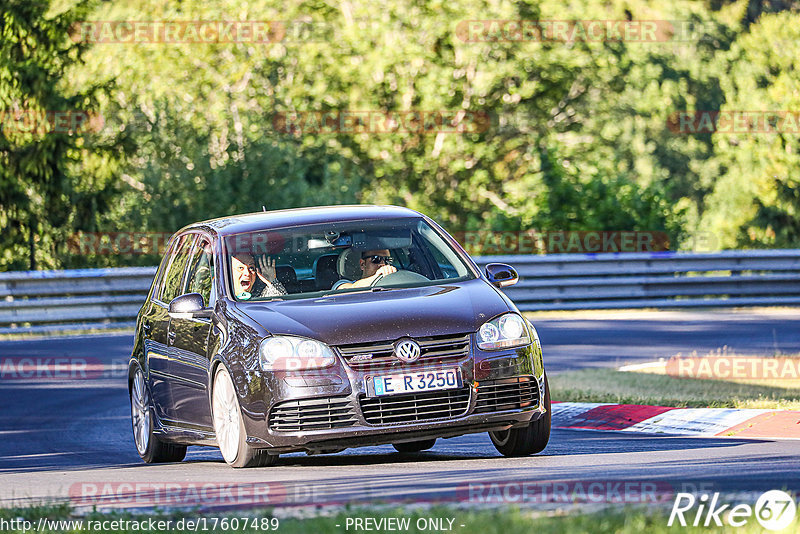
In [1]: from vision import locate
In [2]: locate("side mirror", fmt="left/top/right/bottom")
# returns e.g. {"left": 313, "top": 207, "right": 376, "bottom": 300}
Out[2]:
{"left": 485, "top": 263, "right": 519, "bottom": 288}
{"left": 168, "top": 293, "right": 213, "bottom": 319}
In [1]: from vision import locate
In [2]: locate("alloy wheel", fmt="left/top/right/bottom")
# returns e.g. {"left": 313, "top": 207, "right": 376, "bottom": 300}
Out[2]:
{"left": 212, "top": 369, "right": 241, "bottom": 464}
{"left": 131, "top": 369, "right": 150, "bottom": 455}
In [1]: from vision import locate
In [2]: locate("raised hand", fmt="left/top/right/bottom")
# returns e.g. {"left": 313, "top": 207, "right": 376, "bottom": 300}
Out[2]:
{"left": 256, "top": 255, "right": 278, "bottom": 282}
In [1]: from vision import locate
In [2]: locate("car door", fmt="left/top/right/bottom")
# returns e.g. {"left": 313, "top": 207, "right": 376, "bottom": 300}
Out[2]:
{"left": 167, "top": 235, "right": 215, "bottom": 429}
{"left": 146, "top": 232, "right": 196, "bottom": 423}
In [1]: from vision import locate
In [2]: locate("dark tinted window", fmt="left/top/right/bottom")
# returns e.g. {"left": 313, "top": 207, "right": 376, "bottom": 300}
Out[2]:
{"left": 152, "top": 237, "right": 180, "bottom": 299}
{"left": 160, "top": 233, "right": 196, "bottom": 303}
{"left": 185, "top": 237, "right": 214, "bottom": 306}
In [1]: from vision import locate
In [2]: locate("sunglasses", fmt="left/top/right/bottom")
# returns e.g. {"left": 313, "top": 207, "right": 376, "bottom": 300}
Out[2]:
{"left": 362, "top": 255, "right": 393, "bottom": 265}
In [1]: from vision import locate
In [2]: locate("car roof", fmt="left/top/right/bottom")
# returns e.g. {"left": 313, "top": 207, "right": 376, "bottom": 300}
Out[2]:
{"left": 178, "top": 205, "right": 424, "bottom": 237}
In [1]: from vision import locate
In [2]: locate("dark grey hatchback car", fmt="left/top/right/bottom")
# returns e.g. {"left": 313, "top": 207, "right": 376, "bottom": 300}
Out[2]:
{"left": 129, "top": 205, "right": 550, "bottom": 467}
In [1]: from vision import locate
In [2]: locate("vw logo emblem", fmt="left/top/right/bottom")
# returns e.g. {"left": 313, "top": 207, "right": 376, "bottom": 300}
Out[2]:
{"left": 394, "top": 339, "right": 421, "bottom": 363}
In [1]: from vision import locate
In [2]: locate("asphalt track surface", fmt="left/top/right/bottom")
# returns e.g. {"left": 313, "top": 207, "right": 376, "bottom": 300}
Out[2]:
{"left": 1, "top": 309, "right": 799, "bottom": 510}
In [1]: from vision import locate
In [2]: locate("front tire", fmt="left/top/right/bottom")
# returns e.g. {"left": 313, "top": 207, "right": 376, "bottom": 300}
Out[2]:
{"left": 130, "top": 367, "right": 186, "bottom": 463}
{"left": 392, "top": 439, "right": 436, "bottom": 453}
{"left": 489, "top": 374, "right": 551, "bottom": 457}
{"left": 212, "top": 366, "right": 278, "bottom": 468}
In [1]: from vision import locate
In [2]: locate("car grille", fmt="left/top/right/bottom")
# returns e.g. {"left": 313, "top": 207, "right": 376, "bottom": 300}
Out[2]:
{"left": 337, "top": 333, "right": 471, "bottom": 369}
{"left": 474, "top": 377, "right": 539, "bottom": 413}
{"left": 268, "top": 396, "right": 358, "bottom": 432}
{"left": 359, "top": 388, "right": 471, "bottom": 425}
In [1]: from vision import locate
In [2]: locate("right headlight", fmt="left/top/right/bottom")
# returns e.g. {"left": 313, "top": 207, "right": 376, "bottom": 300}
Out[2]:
{"left": 259, "top": 335, "right": 336, "bottom": 371}
{"left": 477, "top": 313, "right": 531, "bottom": 350}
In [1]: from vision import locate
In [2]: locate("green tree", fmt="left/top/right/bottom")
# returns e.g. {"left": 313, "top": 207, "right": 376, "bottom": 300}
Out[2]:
{"left": 697, "top": 12, "right": 800, "bottom": 248}
{"left": 48, "top": 0, "right": 800, "bottom": 265}
{"left": 63, "top": 0, "right": 365, "bottom": 269}
{"left": 0, "top": 0, "right": 124, "bottom": 270}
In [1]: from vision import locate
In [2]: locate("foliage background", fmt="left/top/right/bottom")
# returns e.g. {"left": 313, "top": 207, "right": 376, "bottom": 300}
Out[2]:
{"left": 1, "top": 0, "right": 798, "bottom": 269}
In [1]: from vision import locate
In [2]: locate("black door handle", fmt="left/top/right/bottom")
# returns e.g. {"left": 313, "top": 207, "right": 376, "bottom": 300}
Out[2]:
{"left": 168, "top": 331, "right": 176, "bottom": 344}
{"left": 142, "top": 322, "right": 151, "bottom": 334}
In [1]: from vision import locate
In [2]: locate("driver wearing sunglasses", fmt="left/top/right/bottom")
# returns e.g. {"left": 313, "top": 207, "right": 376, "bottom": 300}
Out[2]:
{"left": 333, "top": 248, "right": 398, "bottom": 290}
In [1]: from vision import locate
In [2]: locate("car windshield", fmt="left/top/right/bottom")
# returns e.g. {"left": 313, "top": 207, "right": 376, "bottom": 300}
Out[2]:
{"left": 223, "top": 217, "right": 474, "bottom": 301}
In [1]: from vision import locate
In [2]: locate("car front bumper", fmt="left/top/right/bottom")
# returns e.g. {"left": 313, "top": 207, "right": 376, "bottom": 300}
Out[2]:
{"left": 236, "top": 341, "right": 546, "bottom": 453}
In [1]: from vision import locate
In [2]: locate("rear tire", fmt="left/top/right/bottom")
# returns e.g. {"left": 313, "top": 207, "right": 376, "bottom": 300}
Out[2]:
{"left": 130, "top": 367, "right": 187, "bottom": 463}
{"left": 489, "top": 375, "right": 551, "bottom": 457}
{"left": 212, "top": 366, "right": 278, "bottom": 468}
{"left": 392, "top": 439, "right": 437, "bottom": 453}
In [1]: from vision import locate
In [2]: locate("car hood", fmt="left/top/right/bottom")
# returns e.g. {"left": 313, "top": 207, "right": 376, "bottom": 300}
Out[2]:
{"left": 234, "top": 278, "right": 513, "bottom": 346}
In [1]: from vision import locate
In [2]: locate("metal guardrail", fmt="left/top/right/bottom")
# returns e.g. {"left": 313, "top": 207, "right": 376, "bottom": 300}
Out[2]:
{"left": 1, "top": 250, "right": 798, "bottom": 334}
{"left": 0, "top": 267, "right": 156, "bottom": 334}
{"left": 479, "top": 249, "right": 800, "bottom": 311}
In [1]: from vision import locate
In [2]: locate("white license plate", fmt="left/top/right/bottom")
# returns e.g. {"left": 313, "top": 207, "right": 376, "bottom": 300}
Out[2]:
{"left": 371, "top": 368, "right": 462, "bottom": 397}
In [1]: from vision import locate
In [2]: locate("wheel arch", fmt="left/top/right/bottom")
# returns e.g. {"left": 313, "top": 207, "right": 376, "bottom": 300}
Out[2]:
{"left": 128, "top": 357, "right": 144, "bottom": 397}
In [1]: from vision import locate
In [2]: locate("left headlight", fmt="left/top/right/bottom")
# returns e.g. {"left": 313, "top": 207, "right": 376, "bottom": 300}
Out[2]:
{"left": 259, "top": 335, "right": 337, "bottom": 371}
{"left": 477, "top": 313, "right": 531, "bottom": 350}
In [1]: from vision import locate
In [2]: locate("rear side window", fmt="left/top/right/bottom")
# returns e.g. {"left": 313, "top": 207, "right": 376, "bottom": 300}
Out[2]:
{"left": 159, "top": 233, "right": 196, "bottom": 303}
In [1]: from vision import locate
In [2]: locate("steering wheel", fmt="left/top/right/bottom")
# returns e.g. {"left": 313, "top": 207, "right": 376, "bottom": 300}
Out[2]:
{"left": 370, "top": 269, "right": 430, "bottom": 287}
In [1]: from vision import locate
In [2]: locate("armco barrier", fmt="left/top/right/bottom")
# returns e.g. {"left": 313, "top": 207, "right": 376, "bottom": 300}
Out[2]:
{"left": 0, "top": 267, "right": 156, "bottom": 334}
{"left": 480, "top": 249, "right": 800, "bottom": 311}
{"left": 0, "top": 250, "right": 798, "bottom": 334}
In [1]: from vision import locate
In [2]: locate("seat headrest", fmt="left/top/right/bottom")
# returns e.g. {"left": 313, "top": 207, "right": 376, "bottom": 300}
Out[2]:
{"left": 275, "top": 265, "right": 297, "bottom": 285}
{"left": 337, "top": 248, "right": 363, "bottom": 280}
{"left": 313, "top": 253, "right": 340, "bottom": 290}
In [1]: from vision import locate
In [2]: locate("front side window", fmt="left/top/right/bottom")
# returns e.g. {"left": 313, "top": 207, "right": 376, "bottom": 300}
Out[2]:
{"left": 223, "top": 218, "right": 474, "bottom": 301}
{"left": 185, "top": 237, "right": 214, "bottom": 306}
{"left": 159, "top": 233, "right": 196, "bottom": 303}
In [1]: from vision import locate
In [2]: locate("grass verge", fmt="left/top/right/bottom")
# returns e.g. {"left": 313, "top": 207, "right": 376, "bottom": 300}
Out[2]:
{"left": 550, "top": 367, "right": 800, "bottom": 409}
{"left": 0, "top": 327, "right": 134, "bottom": 341}
{"left": 0, "top": 504, "right": 790, "bottom": 534}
